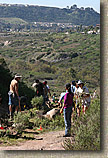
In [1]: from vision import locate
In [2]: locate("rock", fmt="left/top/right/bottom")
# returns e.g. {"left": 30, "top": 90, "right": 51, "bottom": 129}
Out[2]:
{"left": 43, "top": 108, "right": 59, "bottom": 119}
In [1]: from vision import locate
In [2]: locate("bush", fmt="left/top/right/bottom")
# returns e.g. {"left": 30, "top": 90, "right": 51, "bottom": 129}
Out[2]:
{"left": 63, "top": 98, "right": 100, "bottom": 150}
{"left": 34, "top": 117, "right": 50, "bottom": 129}
{"left": 31, "top": 96, "right": 43, "bottom": 110}
{"left": 33, "top": 114, "right": 64, "bottom": 131}
{"left": 13, "top": 111, "right": 30, "bottom": 133}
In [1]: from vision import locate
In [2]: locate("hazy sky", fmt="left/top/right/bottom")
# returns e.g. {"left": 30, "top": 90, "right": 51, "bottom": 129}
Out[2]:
{"left": 0, "top": 0, "right": 100, "bottom": 13}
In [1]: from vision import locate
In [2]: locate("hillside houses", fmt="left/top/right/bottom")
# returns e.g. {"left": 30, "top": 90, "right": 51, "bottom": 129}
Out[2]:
{"left": 33, "top": 22, "right": 74, "bottom": 28}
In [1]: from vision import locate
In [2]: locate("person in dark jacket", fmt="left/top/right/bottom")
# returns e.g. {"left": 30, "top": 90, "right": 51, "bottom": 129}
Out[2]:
{"left": 32, "top": 79, "right": 44, "bottom": 97}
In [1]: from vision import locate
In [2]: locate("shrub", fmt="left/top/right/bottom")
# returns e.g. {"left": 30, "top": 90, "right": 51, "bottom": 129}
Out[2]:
{"left": 6, "top": 130, "right": 11, "bottom": 136}
{"left": 13, "top": 112, "right": 30, "bottom": 133}
{"left": 33, "top": 114, "right": 64, "bottom": 131}
{"left": 36, "top": 54, "right": 45, "bottom": 60}
{"left": 31, "top": 96, "right": 43, "bottom": 110}
{"left": 63, "top": 98, "right": 100, "bottom": 150}
{"left": 34, "top": 117, "right": 50, "bottom": 129}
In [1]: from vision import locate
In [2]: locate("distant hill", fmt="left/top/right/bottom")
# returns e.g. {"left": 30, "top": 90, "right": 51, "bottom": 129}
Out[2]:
{"left": 0, "top": 18, "right": 27, "bottom": 24}
{"left": 0, "top": 4, "right": 100, "bottom": 26}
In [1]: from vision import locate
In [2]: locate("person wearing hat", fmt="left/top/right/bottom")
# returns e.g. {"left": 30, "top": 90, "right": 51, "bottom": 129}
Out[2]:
{"left": 61, "top": 83, "right": 74, "bottom": 137}
{"left": 8, "top": 74, "right": 22, "bottom": 119}
{"left": 77, "top": 80, "right": 91, "bottom": 114}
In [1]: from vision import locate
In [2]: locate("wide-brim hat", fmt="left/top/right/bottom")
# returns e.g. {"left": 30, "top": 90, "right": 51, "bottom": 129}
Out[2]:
{"left": 15, "top": 74, "right": 22, "bottom": 79}
{"left": 77, "top": 80, "right": 84, "bottom": 85}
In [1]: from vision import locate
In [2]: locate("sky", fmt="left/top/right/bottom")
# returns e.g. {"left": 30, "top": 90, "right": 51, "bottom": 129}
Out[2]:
{"left": 0, "top": 0, "right": 100, "bottom": 13}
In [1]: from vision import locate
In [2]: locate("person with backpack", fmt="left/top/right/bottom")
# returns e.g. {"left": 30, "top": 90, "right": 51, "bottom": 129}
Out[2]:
{"left": 43, "top": 81, "right": 51, "bottom": 100}
{"left": 61, "top": 83, "right": 74, "bottom": 137}
{"left": 32, "top": 79, "right": 44, "bottom": 97}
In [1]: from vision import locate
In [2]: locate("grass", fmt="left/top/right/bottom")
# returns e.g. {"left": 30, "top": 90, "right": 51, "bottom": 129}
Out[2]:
{"left": 0, "top": 136, "right": 24, "bottom": 147}
{"left": 0, "top": 18, "right": 27, "bottom": 24}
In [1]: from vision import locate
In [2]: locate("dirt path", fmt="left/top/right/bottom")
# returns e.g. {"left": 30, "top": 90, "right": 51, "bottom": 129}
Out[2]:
{"left": 0, "top": 130, "right": 71, "bottom": 150}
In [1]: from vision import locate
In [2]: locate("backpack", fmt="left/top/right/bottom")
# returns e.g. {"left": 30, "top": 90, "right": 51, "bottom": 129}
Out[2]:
{"left": 39, "top": 82, "right": 44, "bottom": 96}
{"left": 43, "top": 85, "right": 48, "bottom": 98}
{"left": 36, "top": 82, "right": 44, "bottom": 96}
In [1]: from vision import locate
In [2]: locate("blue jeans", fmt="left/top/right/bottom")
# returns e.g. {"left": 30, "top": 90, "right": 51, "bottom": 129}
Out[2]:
{"left": 64, "top": 106, "right": 72, "bottom": 135}
{"left": 8, "top": 92, "right": 19, "bottom": 107}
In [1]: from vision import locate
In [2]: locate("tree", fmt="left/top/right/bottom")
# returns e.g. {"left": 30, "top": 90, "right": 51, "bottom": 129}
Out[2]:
{"left": 85, "top": 7, "right": 91, "bottom": 12}
{"left": 90, "top": 8, "right": 94, "bottom": 12}
{"left": 80, "top": 7, "right": 84, "bottom": 10}
{"left": 66, "top": 6, "right": 69, "bottom": 9}
{"left": 88, "top": 25, "right": 94, "bottom": 31}
{"left": 71, "top": 4, "right": 77, "bottom": 9}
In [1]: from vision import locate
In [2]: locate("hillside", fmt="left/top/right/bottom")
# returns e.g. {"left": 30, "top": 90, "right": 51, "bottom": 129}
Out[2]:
{"left": 0, "top": 4, "right": 100, "bottom": 26}
{"left": 0, "top": 30, "right": 100, "bottom": 151}
{"left": 0, "top": 31, "right": 100, "bottom": 95}
{"left": 0, "top": 4, "right": 100, "bottom": 150}
{"left": 0, "top": 18, "right": 27, "bottom": 24}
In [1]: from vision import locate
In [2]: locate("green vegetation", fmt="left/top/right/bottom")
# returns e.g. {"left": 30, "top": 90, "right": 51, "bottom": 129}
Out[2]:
{"left": 0, "top": 58, "right": 12, "bottom": 105}
{"left": 0, "top": 18, "right": 27, "bottom": 24}
{"left": 31, "top": 96, "right": 43, "bottom": 109}
{"left": 0, "top": 106, "right": 64, "bottom": 146}
{"left": 0, "top": 28, "right": 100, "bottom": 150}
{"left": 0, "top": 32, "right": 100, "bottom": 95}
{"left": 0, "top": 57, "right": 35, "bottom": 106}
{"left": 0, "top": 97, "right": 100, "bottom": 150}
{"left": 0, "top": 4, "right": 100, "bottom": 26}
{"left": 13, "top": 111, "right": 30, "bottom": 133}
{"left": 13, "top": 108, "right": 64, "bottom": 133}
{"left": 63, "top": 98, "right": 100, "bottom": 150}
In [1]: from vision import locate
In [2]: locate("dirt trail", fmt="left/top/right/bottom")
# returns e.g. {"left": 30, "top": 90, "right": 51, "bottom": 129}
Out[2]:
{"left": 0, "top": 130, "right": 71, "bottom": 150}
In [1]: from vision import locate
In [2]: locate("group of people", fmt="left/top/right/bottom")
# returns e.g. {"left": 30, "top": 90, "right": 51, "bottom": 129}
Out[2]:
{"left": 7, "top": 74, "right": 91, "bottom": 138}
{"left": 8, "top": 75, "right": 52, "bottom": 119}
{"left": 32, "top": 78, "right": 91, "bottom": 137}
{"left": 58, "top": 80, "right": 91, "bottom": 137}
{"left": 32, "top": 79, "right": 51, "bottom": 106}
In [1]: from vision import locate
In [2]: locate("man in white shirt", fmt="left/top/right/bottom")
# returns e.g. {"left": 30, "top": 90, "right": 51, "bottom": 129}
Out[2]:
{"left": 74, "top": 81, "right": 81, "bottom": 117}
{"left": 77, "top": 80, "right": 91, "bottom": 114}
{"left": 71, "top": 81, "right": 76, "bottom": 93}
